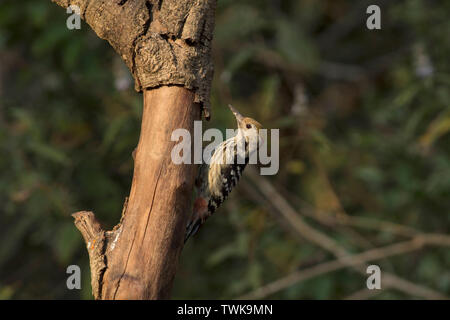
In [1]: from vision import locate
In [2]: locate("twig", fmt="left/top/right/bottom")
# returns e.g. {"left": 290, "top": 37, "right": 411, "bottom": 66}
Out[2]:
{"left": 344, "top": 288, "right": 382, "bottom": 300}
{"left": 286, "top": 192, "right": 420, "bottom": 239}
{"left": 242, "top": 167, "right": 450, "bottom": 299}
{"left": 238, "top": 237, "right": 447, "bottom": 300}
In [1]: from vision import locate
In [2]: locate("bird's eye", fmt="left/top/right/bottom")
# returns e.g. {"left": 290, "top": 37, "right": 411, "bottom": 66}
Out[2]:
{"left": 246, "top": 124, "right": 252, "bottom": 129}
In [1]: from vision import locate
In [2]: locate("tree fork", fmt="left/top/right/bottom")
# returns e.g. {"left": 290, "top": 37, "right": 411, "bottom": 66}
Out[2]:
{"left": 51, "top": 0, "right": 216, "bottom": 299}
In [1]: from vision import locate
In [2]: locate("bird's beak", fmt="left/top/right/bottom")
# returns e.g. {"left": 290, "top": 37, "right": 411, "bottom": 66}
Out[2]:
{"left": 228, "top": 104, "right": 244, "bottom": 125}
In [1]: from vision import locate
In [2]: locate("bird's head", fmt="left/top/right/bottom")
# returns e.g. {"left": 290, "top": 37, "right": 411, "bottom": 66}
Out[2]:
{"left": 228, "top": 104, "right": 264, "bottom": 146}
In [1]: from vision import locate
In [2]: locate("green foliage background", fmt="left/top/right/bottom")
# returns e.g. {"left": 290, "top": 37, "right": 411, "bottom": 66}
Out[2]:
{"left": 0, "top": 0, "right": 449, "bottom": 299}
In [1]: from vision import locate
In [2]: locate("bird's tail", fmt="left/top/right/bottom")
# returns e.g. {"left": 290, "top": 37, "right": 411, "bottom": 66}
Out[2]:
{"left": 184, "top": 197, "right": 208, "bottom": 243}
{"left": 184, "top": 218, "right": 203, "bottom": 243}
{"left": 184, "top": 197, "right": 209, "bottom": 243}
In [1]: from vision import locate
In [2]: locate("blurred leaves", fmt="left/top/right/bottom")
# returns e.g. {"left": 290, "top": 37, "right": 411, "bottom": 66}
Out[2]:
{"left": 0, "top": 0, "right": 449, "bottom": 300}
{"left": 418, "top": 111, "right": 450, "bottom": 150}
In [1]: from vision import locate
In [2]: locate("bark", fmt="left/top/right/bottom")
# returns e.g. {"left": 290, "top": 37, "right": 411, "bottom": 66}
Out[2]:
{"left": 51, "top": 0, "right": 216, "bottom": 299}
{"left": 53, "top": 0, "right": 215, "bottom": 119}
{"left": 74, "top": 87, "right": 198, "bottom": 299}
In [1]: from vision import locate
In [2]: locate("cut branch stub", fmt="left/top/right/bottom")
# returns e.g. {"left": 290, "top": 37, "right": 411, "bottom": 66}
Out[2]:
{"left": 52, "top": 0, "right": 215, "bottom": 119}
{"left": 72, "top": 211, "right": 107, "bottom": 300}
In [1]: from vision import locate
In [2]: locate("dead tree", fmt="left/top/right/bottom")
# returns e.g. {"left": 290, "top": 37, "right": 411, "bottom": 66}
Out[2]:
{"left": 51, "top": 0, "right": 216, "bottom": 299}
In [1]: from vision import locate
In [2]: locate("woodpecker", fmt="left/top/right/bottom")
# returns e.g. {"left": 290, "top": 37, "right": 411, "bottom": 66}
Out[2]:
{"left": 185, "top": 104, "right": 264, "bottom": 243}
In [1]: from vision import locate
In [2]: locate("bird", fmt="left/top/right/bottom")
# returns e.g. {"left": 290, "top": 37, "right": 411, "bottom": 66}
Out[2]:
{"left": 184, "top": 104, "right": 264, "bottom": 243}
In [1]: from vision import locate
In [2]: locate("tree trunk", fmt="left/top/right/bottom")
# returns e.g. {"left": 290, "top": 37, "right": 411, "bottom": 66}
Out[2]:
{"left": 105, "top": 86, "right": 198, "bottom": 299}
{"left": 51, "top": 0, "right": 216, "bottom": 299}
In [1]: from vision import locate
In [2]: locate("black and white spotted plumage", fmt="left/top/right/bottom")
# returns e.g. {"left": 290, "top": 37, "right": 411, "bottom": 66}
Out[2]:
{"left": 184, "top": 137, "right": 249, "bottom": 243}
{"left": 184, "top": 105, "right": 263, "bottom": 243}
